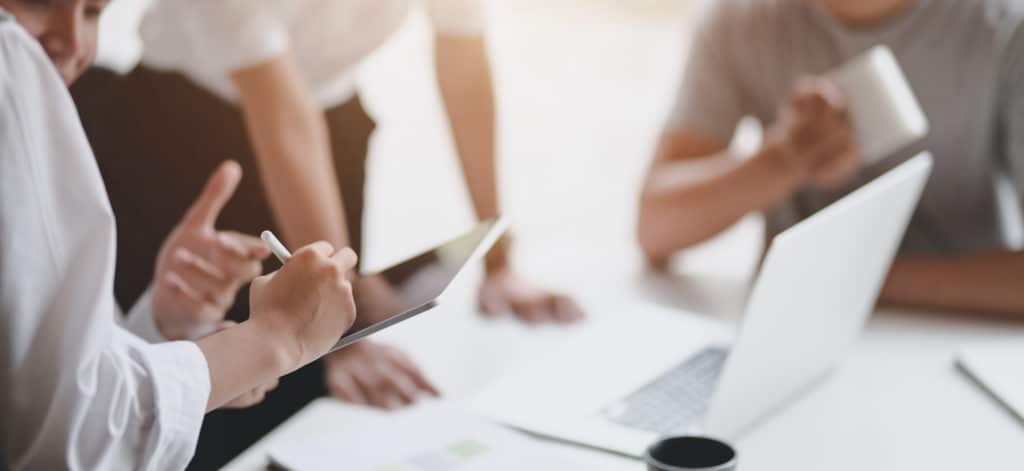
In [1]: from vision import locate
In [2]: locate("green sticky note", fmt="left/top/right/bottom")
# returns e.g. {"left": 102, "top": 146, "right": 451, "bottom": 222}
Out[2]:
{"left": 447, "top": 440, "right": 488, "bottom": 458}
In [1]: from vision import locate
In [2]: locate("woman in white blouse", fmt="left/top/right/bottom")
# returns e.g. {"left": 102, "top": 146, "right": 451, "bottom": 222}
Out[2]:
{"left": 72, "top": 1, "right": 586, "bottom": 467}
{"left": 0, "top": 0, "right": 360, "bottom": 468}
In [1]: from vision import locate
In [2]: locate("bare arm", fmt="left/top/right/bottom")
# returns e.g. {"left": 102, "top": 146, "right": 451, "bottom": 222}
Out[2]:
{"left": 196, "top": 320, "right": 292, "bottom": 411}
{"left": 434, "top": 35, "right": 503, "bottom": 267}
{"left": 639, "top": 80, "right": 859, "bottom": 265}
{"left": 881, "top": 251, "right": 1024, "bottom": 316}
{"left": 433, "top": 33, "right": 584, "bottom": 323}
{"left": 198, "top": 242, "right": 358, "bottom": 411}
{"left": 638, "top": 131, "right": 804, "bottom": 264}
{"left": 230, "top": 52, "right": 350, "bottom": 249}
{"left": 230, "top": 62, "right": 429, "bottom": 407}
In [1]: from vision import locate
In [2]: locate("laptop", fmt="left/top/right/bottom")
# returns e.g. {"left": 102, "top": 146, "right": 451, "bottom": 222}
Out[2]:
{"left": 471, "top": 153, "right": 932, "bottom": 456}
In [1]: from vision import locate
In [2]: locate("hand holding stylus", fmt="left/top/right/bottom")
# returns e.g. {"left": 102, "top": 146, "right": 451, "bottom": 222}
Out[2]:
{"left": 250, "top": 233, "right": 359, "bottom": 372}
{"left": 261, "top": 230, "right": 292, "bottom": 263}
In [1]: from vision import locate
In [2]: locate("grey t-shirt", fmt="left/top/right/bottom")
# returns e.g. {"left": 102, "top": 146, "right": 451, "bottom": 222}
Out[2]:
{"left": 667, "top": 0, "right": 1024, "bottom": 255}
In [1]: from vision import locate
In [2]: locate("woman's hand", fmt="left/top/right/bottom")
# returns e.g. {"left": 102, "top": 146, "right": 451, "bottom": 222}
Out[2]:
{"left": 479, "top": 267, "right": 584, "bottom": 324}
{"left": 151, "top": 161, "right": 270, "bottom": 340}
{"left": 198, "top": 241, "right": 358, "bottom": 410}
{"left": 249, "top": 242, "right": 359, "bottom": 373}
{"left": 324, "top": 340, "right": 439, "bottom": 409}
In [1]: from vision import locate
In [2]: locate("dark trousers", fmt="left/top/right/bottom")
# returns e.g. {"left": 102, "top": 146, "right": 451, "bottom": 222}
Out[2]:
{"left": 71, "top": 66, "right": 375, "bottom": 470}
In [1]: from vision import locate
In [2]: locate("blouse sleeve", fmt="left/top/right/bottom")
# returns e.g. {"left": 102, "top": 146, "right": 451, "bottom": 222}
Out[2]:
{"left": 0, "top": 19, "right": 210, "bottom": 470}
{"left": 425, "top": 0, "right": 488, "bottom": 37}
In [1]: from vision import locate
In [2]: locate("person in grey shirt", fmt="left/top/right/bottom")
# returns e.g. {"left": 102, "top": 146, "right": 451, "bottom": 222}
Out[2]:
{"left": 638, "top": 0, "right": 1024, "bottom": 315}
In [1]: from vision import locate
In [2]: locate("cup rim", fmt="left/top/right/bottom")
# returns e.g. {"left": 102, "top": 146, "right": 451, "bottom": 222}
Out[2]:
{"left": 643, "top": 436, "right": 737, "bottom": 471}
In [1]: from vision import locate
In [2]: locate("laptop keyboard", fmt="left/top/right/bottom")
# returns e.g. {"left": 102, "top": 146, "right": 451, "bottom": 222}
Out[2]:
{"left": 602, "top": 347, "right": 728, "bottom": 435}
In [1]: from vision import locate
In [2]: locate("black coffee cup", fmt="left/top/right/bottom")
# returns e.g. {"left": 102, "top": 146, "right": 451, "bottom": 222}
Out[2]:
{"left": 644, "top": 436, "right": 737, "bottom": 471}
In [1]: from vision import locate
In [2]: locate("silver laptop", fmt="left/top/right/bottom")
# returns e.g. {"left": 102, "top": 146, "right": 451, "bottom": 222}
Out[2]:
{"left": 471, "top": 153, "right": 933, "bottom": 456}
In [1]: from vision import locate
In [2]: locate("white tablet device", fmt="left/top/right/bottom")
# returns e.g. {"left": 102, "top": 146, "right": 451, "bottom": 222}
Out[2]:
{"left": 328, "top": 218, "right": 508, "bottom": 353}
{"left": 831, "top": 45, "right": 930, "bottom": 165}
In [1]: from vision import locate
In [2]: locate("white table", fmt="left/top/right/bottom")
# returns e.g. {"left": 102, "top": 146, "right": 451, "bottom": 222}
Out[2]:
{"left": 223, "top": 238, "right": 1024, "bottom": 470}
{"left": 219, "top": 2, "right": 1023, "bottom": 469}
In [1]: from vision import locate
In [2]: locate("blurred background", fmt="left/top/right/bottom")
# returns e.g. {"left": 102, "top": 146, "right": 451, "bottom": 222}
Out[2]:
{"left": 95, "top": 0, "right": 764, "bottom": 288}
{"left": 81, "top": 2, "right": 1024, "bottom": 469}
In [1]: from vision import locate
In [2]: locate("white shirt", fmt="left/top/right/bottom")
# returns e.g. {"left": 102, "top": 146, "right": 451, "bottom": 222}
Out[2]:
{"left": 0, "top": 12, "right": 210, "bottom": 470}
{"left": 139, "top": 0, "right": 486, "bottom": 107}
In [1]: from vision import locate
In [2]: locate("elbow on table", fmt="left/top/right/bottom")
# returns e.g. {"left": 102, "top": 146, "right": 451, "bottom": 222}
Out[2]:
{"left": 637, "top": 197, "right": 678, "bottom": 269}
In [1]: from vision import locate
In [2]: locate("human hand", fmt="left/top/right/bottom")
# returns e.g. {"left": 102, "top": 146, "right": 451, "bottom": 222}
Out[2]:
{"left": 479, "top": 267, "right": 584, "bottom": 324}
{"left": 152, "top": 161, "right": 271, "bottom": 340}
{"left": 324, "top": 340, "right": 439, "bottom": 410}
{"left": 763, "top": 77, "right": 861, "bottom": 191}
{"left": 249, "top": 241, "right": 359, "bottom": 373}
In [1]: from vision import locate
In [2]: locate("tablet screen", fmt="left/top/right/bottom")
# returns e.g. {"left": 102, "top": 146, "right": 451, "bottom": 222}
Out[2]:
{"left": 331, "top": 219, "right": 506, "bottom": 350}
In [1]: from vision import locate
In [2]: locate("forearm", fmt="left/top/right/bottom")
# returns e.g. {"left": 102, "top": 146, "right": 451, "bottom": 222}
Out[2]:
{"left": 881, "top": 251, "right": 1024, "bottom": 316}
{"left": 436, "top": 35, "right": 498, "bottom": 220}
{"left": 196, "top": 319, "right": 294, "bottom": 411}
{"left": 250, "top": 119, "right": 348, "bottom": 248}
{"left": 232, "top": 55, "right": 350, "bottom": 249}
{"left": 638, "top": 145, "right": 804, "bottom": 262}
{"left": 435, "top": 35, "right": 506, "bottom": 270}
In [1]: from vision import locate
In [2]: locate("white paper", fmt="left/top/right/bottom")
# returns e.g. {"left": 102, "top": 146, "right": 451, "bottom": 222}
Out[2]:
{"left": 957, "top": 343, "right": 1024, "bottom": 422}
{"left": 268, "top": 403, "right": 586, "bottom": 471}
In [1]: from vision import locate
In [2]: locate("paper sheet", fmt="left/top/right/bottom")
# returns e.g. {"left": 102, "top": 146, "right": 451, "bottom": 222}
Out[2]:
{"left": 957, "top": 344, "right": 1024, "bottom": 422}
{"left": 268, "top": 404, "right": 587, "bottom": 471}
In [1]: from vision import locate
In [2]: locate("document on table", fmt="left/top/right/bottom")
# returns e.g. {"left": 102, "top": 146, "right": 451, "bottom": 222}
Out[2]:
{"left": 957, "top": 343, "right": 1024, "bottom": 423}
{"left": 267, "top": 403, "right": 589, "bottom": 471}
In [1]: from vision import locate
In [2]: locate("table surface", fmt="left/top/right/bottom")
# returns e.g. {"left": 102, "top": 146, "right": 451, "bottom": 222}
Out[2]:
{"left": 221, "top": 4, "right": 1024, "bottom": 469}
{"left": 224, "top": 239, "right": 1024, "bottom": 470}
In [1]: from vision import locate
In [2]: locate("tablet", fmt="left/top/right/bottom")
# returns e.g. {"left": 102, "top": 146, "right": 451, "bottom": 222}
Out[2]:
{"left": 329, "top": 218, "right": 508, "bottom": 352}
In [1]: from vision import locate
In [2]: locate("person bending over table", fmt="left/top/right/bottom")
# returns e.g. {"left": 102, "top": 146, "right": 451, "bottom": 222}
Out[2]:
{"left": 72, "top": 0, "right": 585, "bottom": 468}
{"left": 638, "top": 0, "right": 1024, "bottom": 315}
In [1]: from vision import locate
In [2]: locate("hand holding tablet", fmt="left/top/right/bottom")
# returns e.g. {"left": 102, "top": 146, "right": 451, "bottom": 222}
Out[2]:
{"left": 261, "top": 219, "right": 508, "bottom": 353}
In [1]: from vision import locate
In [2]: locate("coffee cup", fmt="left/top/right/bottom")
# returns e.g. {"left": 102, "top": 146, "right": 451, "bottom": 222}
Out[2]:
{"left": 645, "top": 436, "right": 737, "bottom": 471}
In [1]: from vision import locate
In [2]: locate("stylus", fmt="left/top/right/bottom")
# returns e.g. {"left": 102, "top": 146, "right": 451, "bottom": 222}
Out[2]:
{"left": 261, "top": 230, "right": 292, "bottom": 264}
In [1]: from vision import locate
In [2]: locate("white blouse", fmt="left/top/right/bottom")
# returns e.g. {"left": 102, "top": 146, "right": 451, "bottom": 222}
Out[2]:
{"left": 0, "top": 13, "right": 209, "bottom": 470}
{"left": 139, "top": 0, "right": 487, "bottom": 107}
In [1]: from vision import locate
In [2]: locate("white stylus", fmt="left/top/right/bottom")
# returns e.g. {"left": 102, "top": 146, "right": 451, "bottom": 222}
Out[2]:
{"left": 260, "top": 230, "right": 292, "bottom": 263}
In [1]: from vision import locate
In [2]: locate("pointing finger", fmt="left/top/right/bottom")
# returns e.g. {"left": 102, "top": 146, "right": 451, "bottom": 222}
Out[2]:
{"left": 183, "top": 160, "right": 242, "bottom": 229}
